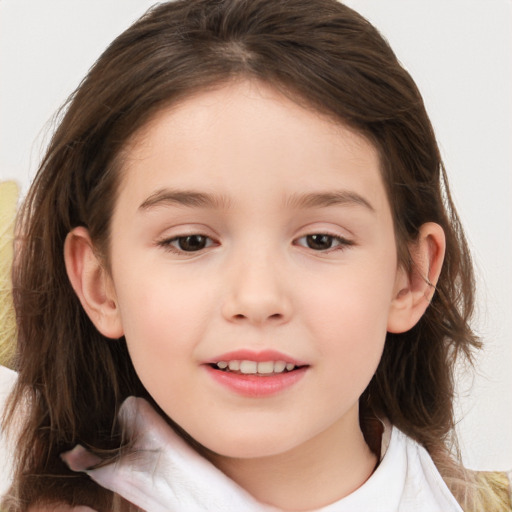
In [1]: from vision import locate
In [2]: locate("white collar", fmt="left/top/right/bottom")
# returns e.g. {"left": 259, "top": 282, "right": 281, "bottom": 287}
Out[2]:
{"left": 62, "top": 397, "right": 462, "bottom": 512}
{"left": 317, "top": 426, "right": 463, "bottom": 512}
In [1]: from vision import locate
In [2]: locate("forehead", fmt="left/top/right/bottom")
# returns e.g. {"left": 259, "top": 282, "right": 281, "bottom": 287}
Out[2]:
{"left": 117, "top": 80, "right": 387, "bottom": 212}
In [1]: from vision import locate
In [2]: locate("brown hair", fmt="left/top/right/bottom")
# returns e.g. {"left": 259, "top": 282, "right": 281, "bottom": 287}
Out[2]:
{"left": 3, "top": 0, "right": 481, "bottom": 509}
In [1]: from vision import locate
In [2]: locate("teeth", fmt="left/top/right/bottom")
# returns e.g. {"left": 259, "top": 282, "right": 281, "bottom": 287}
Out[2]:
{"left": 215, "top": 360, "right": 297, "bottom": 374}
{"left": 228, "top": 360, "right": 240, "bottom": 371}
{"left": 257, "top": 361, "right": 274, "bottom": 374}
{"left": 240, "top": 360, "right": 258, "bottom": 374}
{"left": 274, "top": 361, "right": 286, "bottom": 373}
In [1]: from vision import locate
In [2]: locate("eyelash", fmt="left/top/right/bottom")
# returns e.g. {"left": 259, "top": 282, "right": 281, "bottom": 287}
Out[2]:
{"left": 294, "top": 233, "right": 354, "bottom": 252}
{"left": 157, "top": 234, "right": 217, "bottom": 254}
{"left": 157, "top": 232, "right": 354, "bottom": 254}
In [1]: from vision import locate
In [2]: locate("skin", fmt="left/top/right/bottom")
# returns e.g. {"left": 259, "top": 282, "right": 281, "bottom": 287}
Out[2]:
{"left": 65, "top": 80, "right": 445, "bottom": 510}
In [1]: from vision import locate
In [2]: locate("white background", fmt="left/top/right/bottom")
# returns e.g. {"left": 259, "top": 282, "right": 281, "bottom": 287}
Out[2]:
{"left": 1, "top": 1, "right": 510, "bottom": 470}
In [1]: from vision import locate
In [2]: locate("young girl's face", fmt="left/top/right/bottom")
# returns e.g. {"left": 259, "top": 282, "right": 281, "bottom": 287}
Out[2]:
{"left": 103, "top": 80, "right": 406, "bottom": 459}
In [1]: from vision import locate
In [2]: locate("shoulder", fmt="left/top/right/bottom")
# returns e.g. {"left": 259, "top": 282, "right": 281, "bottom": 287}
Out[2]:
{"left": 0, "top": 365, "right": 17, "bottom": 496}
{"left": 395, "top": 429, "right": 512, "bottom": 512}
{"left": 468, "top": 469, "right": 512, "bottom": 512}
{"left": 389, "top": 428, "right": 464, "bottom": 511}
{"left": 0, "top": 364, "right": 16, "bottom": 397}
{"left": 317, "top": 426, "right": 464, "bottom": 511}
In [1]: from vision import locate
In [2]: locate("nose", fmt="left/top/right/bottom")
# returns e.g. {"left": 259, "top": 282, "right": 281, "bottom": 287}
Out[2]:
{"left": 221, "top": 249, "right": 292, "bottom": 326}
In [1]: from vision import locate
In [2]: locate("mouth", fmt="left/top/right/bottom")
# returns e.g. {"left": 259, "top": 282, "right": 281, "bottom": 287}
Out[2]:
{"left": 209, "top": 359, "right": 304, "bottom": 376}
{"left": 204, "top": 351, "right": 309, "bottom": 397}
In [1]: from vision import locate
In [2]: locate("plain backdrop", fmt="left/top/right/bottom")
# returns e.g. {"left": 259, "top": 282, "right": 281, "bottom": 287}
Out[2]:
{"left": 1, "top": 0, "right": 511, "bottom": 470}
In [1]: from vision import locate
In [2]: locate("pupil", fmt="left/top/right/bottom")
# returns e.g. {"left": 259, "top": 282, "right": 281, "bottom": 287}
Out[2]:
{"left": 307, "top": 234, "right": 333, "bottom": 250}
{"left": 179, "top": 235, "right": 206, "bottom": 251}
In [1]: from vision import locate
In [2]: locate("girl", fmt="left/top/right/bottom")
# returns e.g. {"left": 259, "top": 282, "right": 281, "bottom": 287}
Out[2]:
{"left": 1, "top": 0, "right": 509, "bottom": 510}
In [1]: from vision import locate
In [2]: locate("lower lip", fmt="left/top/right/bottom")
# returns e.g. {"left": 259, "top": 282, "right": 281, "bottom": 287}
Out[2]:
{"left": 204, "top": 366, "right": 308, "bottom": 397}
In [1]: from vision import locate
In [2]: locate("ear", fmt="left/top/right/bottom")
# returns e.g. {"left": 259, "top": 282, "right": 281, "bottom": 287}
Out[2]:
{"left": 64, "top": 226, "right": 124, "bottom": 339}
{"left": 387, "top": 222, "right": 446, "bottom": 334}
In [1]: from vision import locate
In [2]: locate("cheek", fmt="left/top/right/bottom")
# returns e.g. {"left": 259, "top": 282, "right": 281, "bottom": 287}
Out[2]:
{"left": 305, "top": 264, "right": 393, "bottom": 328}
{"left": 114, "top": 275, "right": 214, "bottom": 372}
{"left": 115, "top": 283, "right": 207, "bottom": 415}
{"left": 300, "top": 261, "right": 395, "bottom": 371}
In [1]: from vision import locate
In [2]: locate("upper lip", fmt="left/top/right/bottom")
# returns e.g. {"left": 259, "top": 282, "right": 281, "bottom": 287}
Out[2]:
{"left": 205, "top": 349, "right": 308, "bottom": 366}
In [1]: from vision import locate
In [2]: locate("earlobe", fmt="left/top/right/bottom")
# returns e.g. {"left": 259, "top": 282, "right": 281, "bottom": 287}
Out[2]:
{"left": 64, "top": 227, "right": 124, "bottom": 339}
{"left": 387, "top": 222, "right": 446, "bottom": 334}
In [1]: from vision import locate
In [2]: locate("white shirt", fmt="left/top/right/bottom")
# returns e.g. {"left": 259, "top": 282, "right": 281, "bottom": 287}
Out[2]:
{"left": 66, "top": 397, "right": 464, "bottom": 512}
{"left": 0, "top": 365, "right": 16, "bottom": 497}
{"left": 317, "top": 426, "right": 463, "bottom": 511}
{"left": 0, "top": 375, "right": 463, "bottom": 512}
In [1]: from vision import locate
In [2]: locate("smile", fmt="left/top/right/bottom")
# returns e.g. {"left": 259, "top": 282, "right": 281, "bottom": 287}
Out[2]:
{"left": 213, "top": 360, "right": 298, "bottom": 375}
{"left": 204, "top": 350, "right": 308, "bottom": 397}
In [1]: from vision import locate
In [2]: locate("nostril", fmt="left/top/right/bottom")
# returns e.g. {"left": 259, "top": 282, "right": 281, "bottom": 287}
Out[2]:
{"left": 234, "top": 312, "right": 283, "bottom": 321}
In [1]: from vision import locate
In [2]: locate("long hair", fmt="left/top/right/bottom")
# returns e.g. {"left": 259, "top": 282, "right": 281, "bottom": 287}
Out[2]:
{"left": 3, "top": 0, "right": 482, "bottom": 509}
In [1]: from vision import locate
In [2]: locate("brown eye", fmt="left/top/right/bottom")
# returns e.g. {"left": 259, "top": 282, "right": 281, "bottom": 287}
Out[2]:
{"left": 295, "top": 233, "right": 353, "bottom": 252}
{"left": 157, "top": 233, "right": 217, "bottom": 254}
{"left": 306, "top": 234, "right": 335, "bottom": 250}
{"left": 177, "top": 235, "right": 208, "bottom": 251}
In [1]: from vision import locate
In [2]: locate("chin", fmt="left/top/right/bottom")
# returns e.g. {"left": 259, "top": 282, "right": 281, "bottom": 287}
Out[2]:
{"left": 197, "top": 431, "right": 302, "bottom": 461}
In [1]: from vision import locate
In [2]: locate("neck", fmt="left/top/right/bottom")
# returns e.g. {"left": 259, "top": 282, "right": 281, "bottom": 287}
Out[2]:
{"left": 208, "top": 408, "right": 378, "bottom": 511}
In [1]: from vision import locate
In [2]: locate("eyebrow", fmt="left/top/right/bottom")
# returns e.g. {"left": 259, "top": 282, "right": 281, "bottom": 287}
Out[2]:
{"left": 285, "top": 190, "right": 375, "bottom": 212}
{"left": 139, "top": 188, "right": 374, "bottom": 212}
{"left": 139, "top": 189, "right": 232, "bottom": 210}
